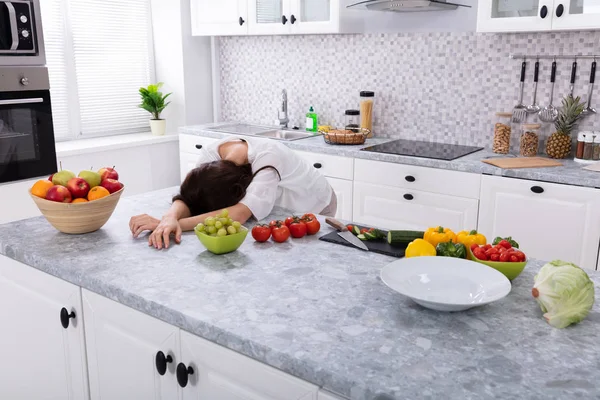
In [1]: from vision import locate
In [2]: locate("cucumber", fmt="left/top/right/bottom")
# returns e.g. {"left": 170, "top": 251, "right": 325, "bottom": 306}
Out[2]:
{"left": 352, "top": 226, "right": 362, "bottom": 236}
{"left": 371, "top": 229, "right": 386, "bottom": 240}
{"left": 364, "top": 232, "right": 377, "bottom": 240}
{"left": 388, "top": 230, "right": 425, "bottom": 245}
{"left": 357, "top": 234, "right": 368, "bottom": 241}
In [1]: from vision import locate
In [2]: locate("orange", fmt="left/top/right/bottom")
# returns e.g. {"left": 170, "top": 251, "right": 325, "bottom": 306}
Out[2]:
{"left": 31, "top": 180, "right": 54, "bottom": 198}
{"left": 72, "top": 198, "right": 89, "bottom": 204}
{"left": 87, "top": 186, "right": 110, "bottom": 201}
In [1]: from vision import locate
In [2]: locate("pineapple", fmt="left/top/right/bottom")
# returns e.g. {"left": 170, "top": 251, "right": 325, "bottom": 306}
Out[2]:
{"left": 546, "top": 96, "right": 586, "bottom": 159}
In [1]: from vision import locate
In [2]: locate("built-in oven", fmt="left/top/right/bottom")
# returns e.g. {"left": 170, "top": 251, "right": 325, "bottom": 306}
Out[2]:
{"left": 0, "top": 66, "right": 56, "bottom": 184}
{"left": 0, "top": 0, "right": 45, "bottom": 66}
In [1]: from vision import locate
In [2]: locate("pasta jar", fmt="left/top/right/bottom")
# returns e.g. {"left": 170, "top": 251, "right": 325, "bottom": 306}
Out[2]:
{"left": 493, "top": 112, "right": 512, "bottom": 154}
{"left": 359, "top": 91, "right": 375, "bottom": 138}
{"left": 520, "top": 124, "right": 540, "bottom": 157}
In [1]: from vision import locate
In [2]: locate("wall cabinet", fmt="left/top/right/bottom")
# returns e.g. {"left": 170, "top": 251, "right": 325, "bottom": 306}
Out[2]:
{"left": 190, "top": 0, "right": 249, "bottom": 36}
{"left": 0, "top": 255, "right": 89, "bottom": 400}
{"left": 478, "top": 175, "right": 600, "bottom": 270}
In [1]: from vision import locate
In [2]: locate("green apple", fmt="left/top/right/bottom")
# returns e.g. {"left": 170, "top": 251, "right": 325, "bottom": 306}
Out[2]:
{"left": 52, "top": 170, "right": 76, "bottom": 187}
{"left": 78, "top": 170, "right": 102, "bottom": 188}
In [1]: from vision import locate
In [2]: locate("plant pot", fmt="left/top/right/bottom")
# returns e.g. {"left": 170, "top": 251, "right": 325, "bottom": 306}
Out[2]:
{"left": 150, "top": 119, "right": 166, "bottom": 136}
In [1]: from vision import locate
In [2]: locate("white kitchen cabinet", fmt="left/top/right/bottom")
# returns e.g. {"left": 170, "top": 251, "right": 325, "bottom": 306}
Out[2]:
{"left": 353, "top": 181, "right": 479, "bottom": 231}
{"left": 318, "top": 390, "right": 348, "bottom": 400}
{"left": 248, "top": 0, "right": 292, "bottom": 34}
{"left": 180, "top": 330, "right": 318, "bottom": 400}
{"left": 0, "top": 255, "right": 89, "bottom": 400}
{"left": 83, "top": 289, "right": 180, "bottom": 400}
{"left": 0, "top": 178, "right": 42, "bottom": 224}
{"left": 478, "top": 175, "right": 600, "bottom": 271}
{"left": 179, "top": 134, "right": 219, "bottom": 182}
{"left": 551, "top": 0, "right": 600, "bottom": 30}
{"left": 191, "top": 0, "right": 248, "bottom": 36}
{"left": 327, "top": 177, "right": 353, "bottom": 221}
{"left": 289, "top": 0, "right": 340, "bottom": 34}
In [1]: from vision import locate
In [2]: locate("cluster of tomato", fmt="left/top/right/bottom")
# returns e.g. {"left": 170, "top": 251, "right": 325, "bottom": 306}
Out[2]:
{"left": 252, "top": 214, "right": 321, "bottom": 243}
{"left": 471, "top": 240, "right": 527, "bottom": 263}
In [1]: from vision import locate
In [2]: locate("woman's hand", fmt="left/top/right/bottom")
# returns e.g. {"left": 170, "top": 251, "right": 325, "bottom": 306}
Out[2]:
{"left": 148, "top": 215, "right": 182, "bottom": 250}
{"left": 129, "top": 214, "right": 160, "bottom": 238}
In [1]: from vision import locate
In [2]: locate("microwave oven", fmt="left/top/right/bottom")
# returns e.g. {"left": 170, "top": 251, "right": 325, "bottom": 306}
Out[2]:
{"left": 0, "top": 0, "right": 45, "bottom": 65}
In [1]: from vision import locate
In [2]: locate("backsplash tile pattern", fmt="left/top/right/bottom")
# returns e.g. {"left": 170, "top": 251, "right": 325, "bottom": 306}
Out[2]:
{"left": 219, "top": 31, "right": 600, "bottom": 147}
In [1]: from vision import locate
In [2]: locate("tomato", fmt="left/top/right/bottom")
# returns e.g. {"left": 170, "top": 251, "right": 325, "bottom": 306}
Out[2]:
{"left": 251, "top": 225, "right": 271, "bottom": 243}
{"left": 483, "top": 244, "right": 492, "bottom": 251}
{"left": 303, "top": 216, "right": 321, "bottom": 235}
{"left": 470, "top": 243, "right": 479, "bottom": 252}
{"left": 490, "top": 253, "right": 500, "bottom": 262}
{"left": 269, "top": 220, "right": 283, "bottom": 229}
{"left": 360, "top": 228, "right": 369, "bottom": 234}
{"left": 289, "top": 220, "right": 307, "bottom": 238}
{"left": 510, "top": 255, "right": 519, "bottom": 263}
{"left": 473, "top": 248, "right": 488, "bottom": 261}
{"left": 271, "top": 225, "right": 290, "bottom": 243}
{"left": 513, "top": 251, "right": 526, "bottom": 262}
{"left": 346, "top": 225, "right": 354, "bottom": 232}
{"left": 498, "top": 247, "right": 508, "bottom": 253}
{"left": 302, "top": 213, "right": 316, "bottom": 221}
{"left": 498, "top": 240, "right": 513, "bottom": 250}
{"left": 499, "top": 252, "right": 511, "bottom": 262}
{"left": 284, "top": 217, "right": 295, "bottom": 227}
{"left": 485, "top": 247, "right": 499, "bottom": 256}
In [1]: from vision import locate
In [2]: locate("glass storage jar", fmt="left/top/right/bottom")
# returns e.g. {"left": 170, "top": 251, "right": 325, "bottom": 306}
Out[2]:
{"left": 576, "top": 132, "right": 586, "bottom": 159}
{"left": 493, "top": 112, "right": 512, "bottom": 154}
{"left": 359, "top": 91, "right": 375, "bottom": 137}
{"left": 594, "top": 133, "right": 600, "bottom": 161}
{"left": 520, "top": 124, "right": 540, "bottom": 157}
{"left": 344, "top": 109, "right": 360, "bottom": 132}
{"left": 584, "top": 134, "right": 594, "bottom": 160}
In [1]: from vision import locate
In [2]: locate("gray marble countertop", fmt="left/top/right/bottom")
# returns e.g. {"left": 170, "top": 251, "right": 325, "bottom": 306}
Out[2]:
{"left": 2, "top": 188, "right": 600, "bottom": 400}
{"left": 180, "top": 124, "right": 600, "bottom": 189}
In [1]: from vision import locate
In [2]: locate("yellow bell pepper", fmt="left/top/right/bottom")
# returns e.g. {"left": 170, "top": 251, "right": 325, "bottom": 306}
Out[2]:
{"left": 424, "top": 226, "right": 456, "bottom": 247}
{"left": 456, "top": 230, "right": 487, "bottom": 248}
{"left": 405, "top": 239, "right": 437, "bottom": 258}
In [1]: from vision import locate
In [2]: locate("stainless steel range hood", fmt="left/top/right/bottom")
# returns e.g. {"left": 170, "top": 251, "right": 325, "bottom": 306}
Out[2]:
{"left": 347, "top": 0, "right": 471, "bottom": 12}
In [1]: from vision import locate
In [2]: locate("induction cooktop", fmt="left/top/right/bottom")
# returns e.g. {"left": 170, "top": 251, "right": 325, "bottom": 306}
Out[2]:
{"left": 361, "top": 139, "right": 483, "bottom": 161}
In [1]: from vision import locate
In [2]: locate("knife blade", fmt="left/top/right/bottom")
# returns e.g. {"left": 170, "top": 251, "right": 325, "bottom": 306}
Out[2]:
{"left": 325, "top": 218, "right": 369, "bottom": 251}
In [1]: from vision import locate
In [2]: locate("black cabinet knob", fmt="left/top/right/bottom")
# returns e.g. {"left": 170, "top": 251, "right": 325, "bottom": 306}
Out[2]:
{"left": 531, "top": 186, "right": 544, "bottom": 194}
{"left": 176, "top": 363, "right": 194, "bottom": 388}
{"left": 405, "top": 175, "right": 416, "bottom": 183}
{"left": 239, "top": 17, "right": 245, "bottom": 26}
{"left": 282, "top": 15, "right": 288, "bottom": 25}
{"left": 313, "top": 163, "right": 322, "bottom": 169}
{"left": 556, "top": 4, "right": 564, "bottom": 17}
{"left": 60, "top": 308, "right": 76, "bottom": 329}
{"left": 195, "top": 144, "right": 203, "bottom": 150}
{"left": 155, "top": 351, "right": 173, "bottom": 376}
{"left": 291, "top": 14, "right": 297, "bottom": 24}
{"left": 404, "top": 194, "right": 414, "bottom": 201}
{"left": 540, "top": 5, "right": 548, "bottom": 18}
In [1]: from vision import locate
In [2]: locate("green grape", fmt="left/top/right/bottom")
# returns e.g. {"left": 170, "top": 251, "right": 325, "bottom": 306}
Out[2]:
{"left": 218, "top": 217, "right": 228, "bottom": 225}
{"left": 217, "top": 228, "right": 228, "bottom": 237}
{"left": 227, "top": 226, "right": 237, "bottom": 235}
{"left": 232, "top": 221, "right": 242, "bottom": 229}
{"left": 207, "top": 226, "right": 217, "bottom": 234}
{"left": 205, "top": 217, "right": 216, "bottom": 226}
{"left": 227, "top": 218, "right": 234, "bottom": 225}
{"left": 221, "top": 209, "right": 229, "bottom": 218}
{"left": 195, "top": 223, "right": 205, "bottom": 232}
{"left": 215, "top": 221, "right": 223, "bottom": 229}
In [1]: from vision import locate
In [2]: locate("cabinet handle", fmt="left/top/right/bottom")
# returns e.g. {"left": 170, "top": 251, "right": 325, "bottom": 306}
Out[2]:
{"left": 531, "top": 186, "right": 544, "bottom": 194}
{"left": 176, "top": 363, "right": 194, "bottom": 388}
{"left": 281, "top": 15, "right": 288, "bottom": 25}
{"left": 291, "top": 14, "right": 297, "bottom": 24}
{"left": 405, "top": 175, "right": 416, "bottom": 182}
{"left": 313, "top": 163, "right": 322, "bottom": 169}
{"left": 195, "top": 144, "right": 203, "bottom": 150}
{"left": 540, "top": 5, "right": 548, "bottom": 19}
{"left": 404, "top": 194, "right": 414, "bottom": 201}
{"left": 239, "top": 17, "right": 245, "bottom": 26}
{"left": 556, "top": 4, "right": 564, "bottom": 17}
{"left": 155, "top": 351, "right": 173, "bottom": 376}
{"left": 60, "top": 307, "right": 76, "bottom": 329}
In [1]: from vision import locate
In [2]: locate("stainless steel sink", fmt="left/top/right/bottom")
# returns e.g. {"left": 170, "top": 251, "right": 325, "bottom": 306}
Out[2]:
{"left": 253, "top": 130, "right": 317, "bottom": 141}
{"left": 206, "top": 123, "right": 319, "bottom": 142}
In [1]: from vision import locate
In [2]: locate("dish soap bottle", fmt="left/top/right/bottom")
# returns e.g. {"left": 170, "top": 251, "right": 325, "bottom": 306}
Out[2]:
{"left": 306, "top": 106, "right": 318, "bottom": 133}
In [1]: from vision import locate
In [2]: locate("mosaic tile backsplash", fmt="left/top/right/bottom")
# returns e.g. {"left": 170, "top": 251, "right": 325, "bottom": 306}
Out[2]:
{"left": 219, "top": 31, "right": 600, "bottom": 147}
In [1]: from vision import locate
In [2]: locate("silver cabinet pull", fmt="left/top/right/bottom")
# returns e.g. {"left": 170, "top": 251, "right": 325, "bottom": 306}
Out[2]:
{"left": 0, "top": 98, "right": 45, "bottom": 106}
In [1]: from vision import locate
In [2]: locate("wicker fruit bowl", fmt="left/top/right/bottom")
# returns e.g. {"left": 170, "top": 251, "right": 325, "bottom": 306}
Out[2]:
{"left": 320, "top": 128, "right": 371, "bottom": 145}
{"left": 29, "top": 187, "right": 124, "bottom": 234}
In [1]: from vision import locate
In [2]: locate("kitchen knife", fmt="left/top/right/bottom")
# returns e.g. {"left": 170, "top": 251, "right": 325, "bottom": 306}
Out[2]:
{"left": 325, "top": 218, "right": 369, "bottom": 251}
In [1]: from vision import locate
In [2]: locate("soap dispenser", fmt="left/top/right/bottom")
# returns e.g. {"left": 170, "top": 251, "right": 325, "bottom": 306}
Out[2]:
{"left": 306, "top": 106, "right": 318, "bottom": 133}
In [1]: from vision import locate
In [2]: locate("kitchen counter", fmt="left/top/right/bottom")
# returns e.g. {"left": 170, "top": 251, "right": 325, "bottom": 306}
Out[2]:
{"left": 181, "top": 125, "right": 600, "bottom": 189}
{"left": 1, "top": 188, "right": 600, "bottom": 399}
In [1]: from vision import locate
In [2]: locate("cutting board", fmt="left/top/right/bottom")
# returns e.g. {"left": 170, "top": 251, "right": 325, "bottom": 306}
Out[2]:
{"left": 482, "top": 157, "right": 563, "bottom": 169}
{"left": 319, "top": 228, "right": 407, "bottom": 258}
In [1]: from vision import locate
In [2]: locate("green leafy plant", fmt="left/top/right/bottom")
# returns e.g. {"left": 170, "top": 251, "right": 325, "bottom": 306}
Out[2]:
{"left": 138, "top": 83, "right": 172, "bottom": 120}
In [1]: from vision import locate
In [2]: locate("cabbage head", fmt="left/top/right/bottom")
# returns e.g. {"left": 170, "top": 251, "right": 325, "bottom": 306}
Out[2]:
{"left": 532, "top": 260, "right": 595, "bottom": 329}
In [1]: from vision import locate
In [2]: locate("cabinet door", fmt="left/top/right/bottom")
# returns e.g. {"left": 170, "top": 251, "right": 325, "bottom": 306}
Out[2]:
{"left": 0, "top": 255, "right": 89, "bottom": 400}
{"left": 477, "top": 0, "right": 554, "bottom": 32}
{"left": 353, "top": 182, "right": 479, "bottom": 231}
{"left": 248, "top": 0, "right": 292, "bottom": 34}
{"left": 83, "top": 289, "right": 180, "bottom": 400}
{"left": 179, "top": 134, "right": 219, "bottom": 156}
{"left": 180, "top": 330, "right": 318, "bottom": 400}
{"left": 478, "top": 176, "right": 600, "bottom": 270}
{"left": 551, "top": 0, "right": 600, "bottom": 30}
{"left": 180, "top": 152, "right": 199, "bottom": 183}
{"left": 290, "top": 0, "right": 339, "bottom": 33}
{"left": 327, "top": 177, "right": 353, "bottom": 221}
{"left": 191, "top": 0, "right": 248, "bottom": 36}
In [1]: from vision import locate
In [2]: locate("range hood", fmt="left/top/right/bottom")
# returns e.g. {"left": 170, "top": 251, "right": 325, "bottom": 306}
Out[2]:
{"left": 347, "top": 0, "right": 471, "bottom": 12}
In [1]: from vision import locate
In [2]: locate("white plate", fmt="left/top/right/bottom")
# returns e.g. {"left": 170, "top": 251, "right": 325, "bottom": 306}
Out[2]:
{"left": 380, "top": 257, "right": 511, "bottom": 312}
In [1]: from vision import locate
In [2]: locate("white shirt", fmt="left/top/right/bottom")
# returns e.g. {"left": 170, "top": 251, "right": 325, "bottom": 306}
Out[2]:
{"left": 196, "top": 136, "right": 333, "bottom": 220}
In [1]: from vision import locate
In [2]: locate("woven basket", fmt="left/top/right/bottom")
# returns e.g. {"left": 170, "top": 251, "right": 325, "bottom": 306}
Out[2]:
{"left": 320, "top": 128, "right": 371, "bottom": 145}
{"left": 30, "top": 187, "right": 124, "bottom": 234}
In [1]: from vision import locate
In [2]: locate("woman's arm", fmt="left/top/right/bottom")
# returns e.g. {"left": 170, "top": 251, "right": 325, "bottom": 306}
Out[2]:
{"left": 178, "top": 203, "right": 253, "bottom": 232}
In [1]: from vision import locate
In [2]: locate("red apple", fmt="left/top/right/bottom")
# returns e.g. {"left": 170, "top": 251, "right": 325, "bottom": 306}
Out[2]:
{"left": 67, "top": 177, "right": 90, "bottom": 198}
{"left": 101, "top": 179, "right": 123, "bottom": 194}
{"left": 48, "top": 174, "right": 54, "bottom": 182}
{"left": 98, "top": 167, "right": 119, "bottom": 181}
{"left": 45, "top": 185, "right": 72, "bottom": 203}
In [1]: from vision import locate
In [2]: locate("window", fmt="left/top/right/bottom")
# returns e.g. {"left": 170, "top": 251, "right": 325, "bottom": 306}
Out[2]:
{"left": 40, "top": 0, "right": 155, "bottom": 141}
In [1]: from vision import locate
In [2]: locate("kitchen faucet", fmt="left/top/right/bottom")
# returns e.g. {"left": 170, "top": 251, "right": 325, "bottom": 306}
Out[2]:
{"left": 278, "top": 89, "right": 289, "bottom": 128}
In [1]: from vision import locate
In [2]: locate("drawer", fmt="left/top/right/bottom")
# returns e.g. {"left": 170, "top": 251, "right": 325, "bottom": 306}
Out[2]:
{"left": 354, "top": 158, "right": 481, "bottom": 199}
{"left": 295, "top": 151, "right": 354, "bottom": 180}
{"left": 179, "top": 134, "right": 218, "bottom": 155}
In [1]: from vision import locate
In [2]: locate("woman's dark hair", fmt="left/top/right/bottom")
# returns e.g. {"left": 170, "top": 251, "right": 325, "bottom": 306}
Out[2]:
{"left": 173, "top": 160, "right": 280, "bottom": 216}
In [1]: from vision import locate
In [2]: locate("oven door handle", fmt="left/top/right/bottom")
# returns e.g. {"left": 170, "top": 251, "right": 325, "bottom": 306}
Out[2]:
{"left": 5, "top": 2, "right": 20, "bottom": 51}
{"left": 0, "top": 98, "right": 45, "bottom": 106}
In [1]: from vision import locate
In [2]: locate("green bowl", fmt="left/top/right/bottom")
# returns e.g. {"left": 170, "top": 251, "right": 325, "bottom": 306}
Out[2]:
{"left": 194, "top": 227, "right": 248, "bottom": 255}
{"left": 468, "top": 247, "right": 527, "bottom": 281}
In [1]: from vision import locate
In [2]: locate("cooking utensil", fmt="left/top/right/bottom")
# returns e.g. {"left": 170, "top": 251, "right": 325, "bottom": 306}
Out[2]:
{"left": 526, "top": 61, "right": 541, "bottom": 114}
{"left": 512, "top": 61, "right": 528, "bottom": 123}
{"left": 482, "top": 157, "right": 562, "bottom": 169}
{"left": 569, "top": 61, "right": 578, "bottom": 97}
{"left": 319, "top": 227, "right": 406, "bottom": 257}
{"left": 539, "top": 61, "right": 559, "bottom": 123}
{"left": 380, "top": 257, "right": 511, "bottom": 312}
{"left": 582, "top": 61, "right": 597, "bottom": 116}
{"left": 325, "top": 218, "right": 368, "bottom": 251}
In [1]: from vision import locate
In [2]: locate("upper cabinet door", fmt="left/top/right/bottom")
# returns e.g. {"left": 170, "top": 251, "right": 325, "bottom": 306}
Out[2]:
{"left": 191, "top": 0, "right": 248, "bottom": 36}
{"left": 551, "top": 0, "right": 600, "bottom": 30}
{"left": 290, "top": 0, "right": 340, "bottom": 34}
{"left": 248, "top": 0, "right": 293, "bottom": 34}
{"left": 477, "top": 0, "right": 554, "bottom": 32}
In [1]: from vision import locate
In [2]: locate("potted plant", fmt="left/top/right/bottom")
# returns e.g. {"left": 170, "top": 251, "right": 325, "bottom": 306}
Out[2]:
{"left": 138, "top": 83, "right": 172, "bottom": 136}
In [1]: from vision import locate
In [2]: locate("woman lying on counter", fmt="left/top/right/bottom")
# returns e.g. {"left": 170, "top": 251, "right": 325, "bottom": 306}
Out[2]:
{"left": 129, "top": 136, "right": 336, "bottom": 249}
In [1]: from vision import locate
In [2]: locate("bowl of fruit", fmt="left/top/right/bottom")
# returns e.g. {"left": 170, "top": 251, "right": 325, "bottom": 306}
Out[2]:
{"left": 194, "top": 210, "right": 248, "bottom": 255}
{"left": 469, "top": 237, "right": 527, "bottom": 281}
{"left": 29, "top": 166, "right": 124, "bottom": 234}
